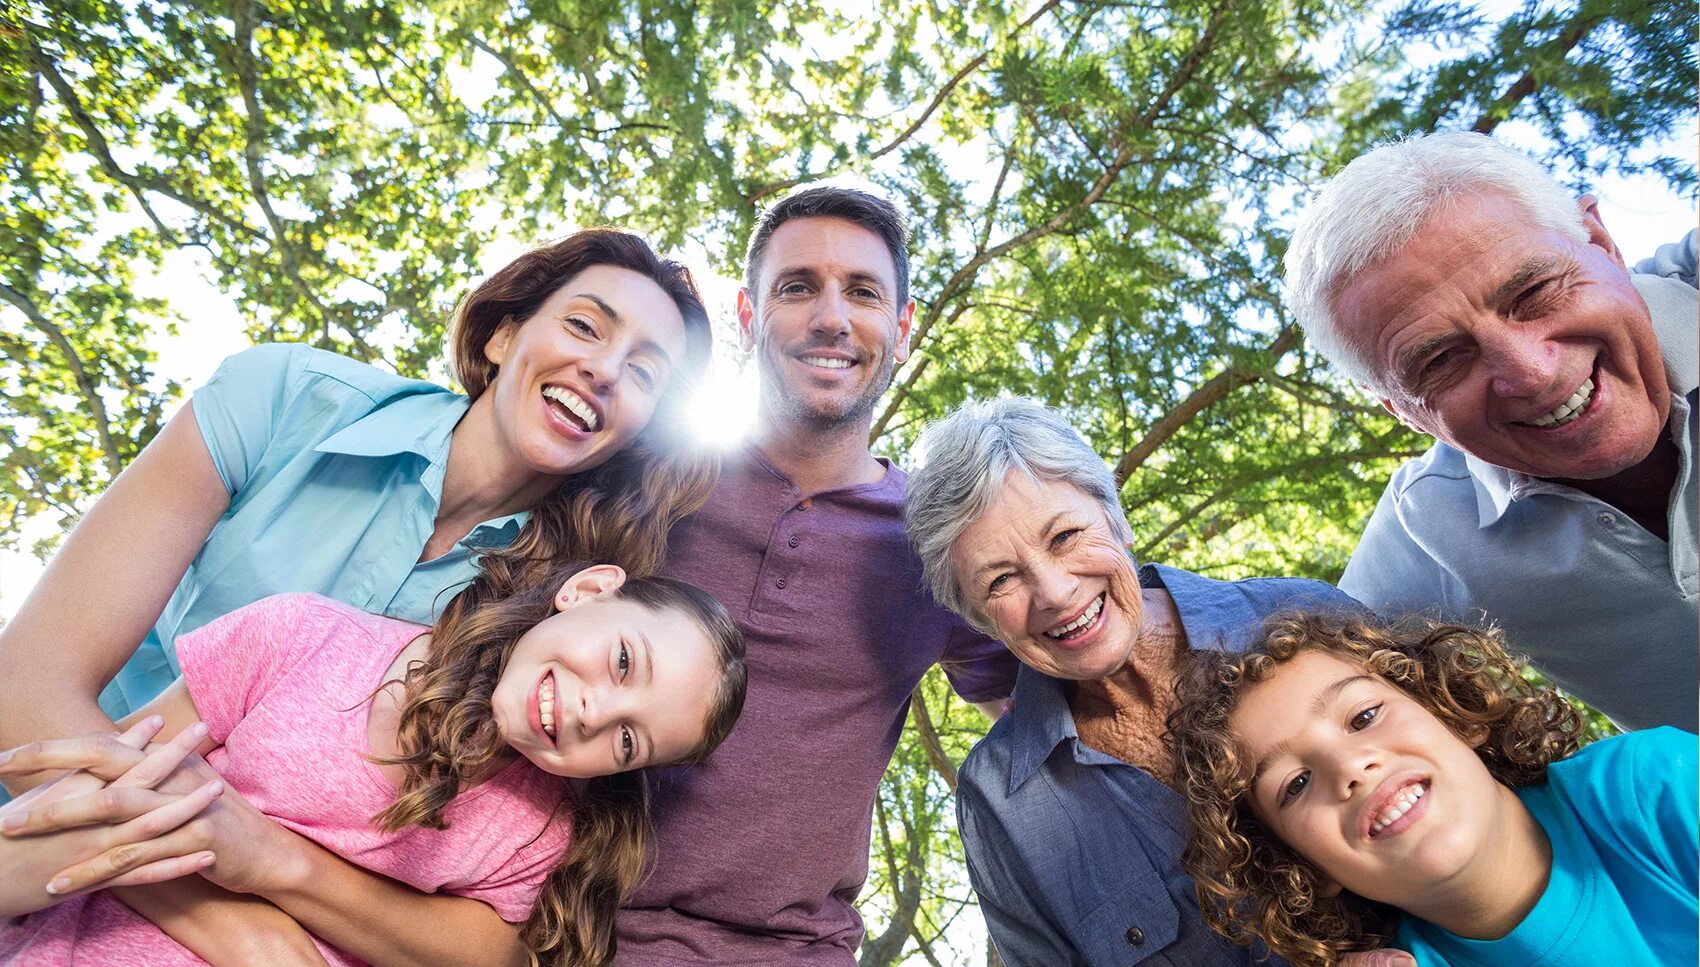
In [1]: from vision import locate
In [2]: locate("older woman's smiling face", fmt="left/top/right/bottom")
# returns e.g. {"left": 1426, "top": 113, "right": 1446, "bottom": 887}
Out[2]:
{"left": 949, "top": 472, "right": 1145, "bottom": 680}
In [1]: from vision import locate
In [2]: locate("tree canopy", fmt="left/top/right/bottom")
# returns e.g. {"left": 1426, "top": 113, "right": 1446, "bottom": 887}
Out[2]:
{"left": 3, "top": 0, "right": 1691, "bottom": 961}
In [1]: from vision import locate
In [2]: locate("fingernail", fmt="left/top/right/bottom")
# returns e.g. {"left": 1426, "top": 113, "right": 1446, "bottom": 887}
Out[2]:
{"left": 148, "top": 715, "right": 164, "bottom": 729}
{"left": 207, "top": 781, "right": 223, "bottom": 796}
{"left": 197, "top": 852, "right": 215, "bottom": 867}
{"left": 2, "top": 811, "right": 26, "bottom": 830}
{"left": 191, "top": 722, "right": 208, "bottom": 738}
{"left": 46, "top": 877, "right": 70, "bottom": 895}
{"left": 0, "top": 750, "right": 13, "bottom": 766}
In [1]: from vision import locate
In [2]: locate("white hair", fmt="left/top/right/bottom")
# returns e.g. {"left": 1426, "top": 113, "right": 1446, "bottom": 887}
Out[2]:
{"left": 1285, "top": 131, "right": 1587, "bottom": 392}
{"left": 903, "top": 397, "right": 1132, "bottom": 633}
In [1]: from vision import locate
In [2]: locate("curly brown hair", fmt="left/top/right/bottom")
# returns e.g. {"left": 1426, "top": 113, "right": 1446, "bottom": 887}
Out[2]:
{"left": 1167, "top": 611, "right": 1583, "bottom": 966}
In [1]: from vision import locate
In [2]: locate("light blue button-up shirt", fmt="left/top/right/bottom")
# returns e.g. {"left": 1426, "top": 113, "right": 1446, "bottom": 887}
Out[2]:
{"left": 957, "top": 563, "right": 1356, "bottom": 967}
{"left": 1341, "top": 274, "right": 1699, "bottom": 732}
{"left": 99, "top": 343, "right": 527, "bottom": 719}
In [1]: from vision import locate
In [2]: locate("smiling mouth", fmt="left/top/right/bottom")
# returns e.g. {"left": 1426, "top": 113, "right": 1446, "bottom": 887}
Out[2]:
{"left": 1366, "top": 779, "right": 1428, "bottom": 838}
{"left": 1044, "top": 593, "right": 1105, "bottom": 641}
{"left": 1517, "top": 371, "right": 1595, "bottom": 429}
{"left": 542, "top": 385, "right": 600, "bottom": 432}
{"left": 537, "top": 671, "right": 559, "bottom": 745}
{"left": 799, "top": 355, "right": 855, "bottom": 371}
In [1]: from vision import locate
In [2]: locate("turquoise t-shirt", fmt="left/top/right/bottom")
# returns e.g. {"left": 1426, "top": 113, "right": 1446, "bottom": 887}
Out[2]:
{"left": 1395, "top": 727, "right": 1699, "bottom": 966}
{"left": 100, "top": 343, "right": 528, "bottom": 719}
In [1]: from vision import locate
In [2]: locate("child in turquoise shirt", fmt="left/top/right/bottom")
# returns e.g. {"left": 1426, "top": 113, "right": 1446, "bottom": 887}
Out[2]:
{"left": 1169, "top": 611, "right": 1698, "bottom": 967}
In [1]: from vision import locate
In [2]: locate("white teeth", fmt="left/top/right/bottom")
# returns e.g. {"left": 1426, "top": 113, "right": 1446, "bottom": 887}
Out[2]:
{"left": 1527, "top": 377, "right": 1594, "bottom": 428}
{"left": 1369, "top": 782, "right": 1425, "bottom": 835}
{"left": 539, "top": 676, "right": 556, "bottom": 738}
{"left": 1046, "top": 594, "right": 1104, "bottom": 638}
{"left": 801, "top": 356, "right": 853, "bottom": 370}
{"left": 542, "top": 385, "right": 599, "bottom": 431}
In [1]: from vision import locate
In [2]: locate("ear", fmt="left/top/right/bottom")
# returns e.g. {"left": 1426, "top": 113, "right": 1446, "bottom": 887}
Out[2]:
{"left": 735, "top": 288, "right": 757, "bottom": 353}
{"left": 1378, "top": 396, "right": 1428, "bottom": 435}
{"left": 893, "top": 297, "right": 916, "bottom": 363}
{"left": 484, "top": 316, "right": 519, "bottom": 368}
{"left": 1576, "top": 194, "right": 1627, "bottom": 271}
{"left": 554, "top": 564, "right": 628, "bottom": 611}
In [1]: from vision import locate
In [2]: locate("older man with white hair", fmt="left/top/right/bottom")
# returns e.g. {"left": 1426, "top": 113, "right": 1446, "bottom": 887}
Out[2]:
{"left": 1287, "top": 131, "right": 1697, "bottom": 731}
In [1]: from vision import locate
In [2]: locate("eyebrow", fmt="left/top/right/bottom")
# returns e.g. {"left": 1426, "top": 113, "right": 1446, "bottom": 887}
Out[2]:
{"left": 1247, "top": 674, "right": 1377, "bottom": 789}
{"left": 569, "top": 292, "right": 676, "bottom": 369}
{"left": 1490, "top": 255, "right": 1561, "bottom": 306}
{"left": 972, "top": 510, "right": 1071, "bottom": 580}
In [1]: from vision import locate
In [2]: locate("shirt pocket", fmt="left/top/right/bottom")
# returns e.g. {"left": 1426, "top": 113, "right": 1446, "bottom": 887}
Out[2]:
{"left": 1069, "top": 862, "right": 1181, "bottom": 967}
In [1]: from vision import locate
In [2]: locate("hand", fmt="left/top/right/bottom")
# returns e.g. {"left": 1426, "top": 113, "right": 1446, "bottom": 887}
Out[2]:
{"left": 0, "top": 718, "right": 223, "bottom": 916}
{"left": 1338, "top": 949, "right": 1417, "bottom": 967}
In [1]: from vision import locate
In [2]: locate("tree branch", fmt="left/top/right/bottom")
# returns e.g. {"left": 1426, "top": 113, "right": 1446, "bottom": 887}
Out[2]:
{"left": 1469, "top": 11, "right": 1605, "bottom": 133}
{"left": 1113, "top": 324, "right": 1302, "bottom": 486}
{"left": 0, "top": 282, "right": 124, "bottom": 477}
{"left": 908, "top": 690, "right": 957, "bottom": 793}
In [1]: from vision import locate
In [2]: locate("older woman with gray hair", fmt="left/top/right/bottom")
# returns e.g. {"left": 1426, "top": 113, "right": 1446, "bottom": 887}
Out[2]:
{"left": 905, "top": 398, "right": 1394, "bottom": 967}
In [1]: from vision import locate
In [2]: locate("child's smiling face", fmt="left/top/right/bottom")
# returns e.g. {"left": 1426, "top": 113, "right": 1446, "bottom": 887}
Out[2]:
{"left": 1229, "top": 649, "right": 1509, "bottom": 908}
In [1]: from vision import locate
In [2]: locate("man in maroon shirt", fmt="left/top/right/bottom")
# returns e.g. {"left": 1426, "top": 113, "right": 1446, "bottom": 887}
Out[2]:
{"left": 621, "top": 185, "right": 1018, "bottom": 964}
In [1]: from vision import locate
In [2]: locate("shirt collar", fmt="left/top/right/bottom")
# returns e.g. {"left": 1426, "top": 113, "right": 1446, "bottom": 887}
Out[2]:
{"left": 1463, "top": 273, "right": 1699, "bottom": 529}
{"left": 317, "top": 389, "right": 468, "bottom": 463}
{"left": 1004, "top": 563, "right": 1260, "bottom": 792}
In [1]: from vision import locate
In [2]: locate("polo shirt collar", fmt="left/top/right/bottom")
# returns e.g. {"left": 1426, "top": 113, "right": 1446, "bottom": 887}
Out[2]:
{"left": 1005, "top": 563, "right": 1248, "bottom": 792}
{"left": 1463, "top": 274, "right": 1699, "bottom": 529}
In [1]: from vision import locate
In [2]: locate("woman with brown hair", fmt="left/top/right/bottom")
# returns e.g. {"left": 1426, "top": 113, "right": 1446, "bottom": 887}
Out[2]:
{"left": 0, "top": 228, "right": 717, "bottom": 962}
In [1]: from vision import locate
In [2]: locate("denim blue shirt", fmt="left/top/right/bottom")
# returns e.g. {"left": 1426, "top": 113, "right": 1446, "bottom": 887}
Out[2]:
{"left": 957, "top": 563, "right": 1356, "bottom": 967}
{"left": 99, "top": 344, "right": 527, "bottom": 719}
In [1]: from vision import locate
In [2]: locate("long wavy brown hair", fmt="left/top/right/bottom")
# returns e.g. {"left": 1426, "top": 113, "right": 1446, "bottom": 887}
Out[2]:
{"left": 450, "top": 227, "right": 719, "bottom": 581}
{"left": 1168, "top": 611, "right": 1583, "bottom": 966}
{"left": 372, "top": 560, "right": 747, "bottom": 967}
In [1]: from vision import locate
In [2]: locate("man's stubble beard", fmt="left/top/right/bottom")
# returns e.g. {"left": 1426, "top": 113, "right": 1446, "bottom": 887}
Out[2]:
{"left": 756, "top": 334, "right": 898, "bottom": 435}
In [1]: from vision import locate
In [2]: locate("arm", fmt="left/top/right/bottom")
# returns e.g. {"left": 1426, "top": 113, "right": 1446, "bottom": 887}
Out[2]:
{"left": 0, "top": 406, "right": 229, "bottom": 792}
{"left": 956, "top": 778, "right": 1080, "bottom": 966}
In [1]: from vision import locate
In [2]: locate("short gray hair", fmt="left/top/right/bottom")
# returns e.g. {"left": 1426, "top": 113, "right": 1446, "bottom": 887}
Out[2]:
{"left": 904, "top": 397, "right": 1132, "bottom": 631}
{"left": 1286, "top": 131, "right": 1587, "bottom": 393}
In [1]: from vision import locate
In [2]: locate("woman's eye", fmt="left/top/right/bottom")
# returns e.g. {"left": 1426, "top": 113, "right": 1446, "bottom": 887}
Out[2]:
{"left": 566, "top": 315, "right": 596, "bottom": 337}
{"left": 620, "top": 727, "right": 635, "bottom": 765}
{"left": 1051, "top": 528, "right": 1080, "bottom": 548}
{"left": 631, "top": 364, "right": 656, "bottom": 391}
{"left": 1280, "top": 771, "right": 1310, "bottom": 805}
{"left": 1349, "top": 704, "right": 1381, "bottom": 731}
{"left": 987, "top": 573, "right": 1009, "bottom": 594}
{"left": 617, "top": 642, "right": 631, "bottom": 679}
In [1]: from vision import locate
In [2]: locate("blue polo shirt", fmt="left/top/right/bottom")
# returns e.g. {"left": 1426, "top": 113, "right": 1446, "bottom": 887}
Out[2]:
{"left": 1394, "top": 727, "right": 1698, "bottom": 966}
{"left": 956, "top": 563, "right": 1357, "bottom": 967}
{"left": 99, "top": 343, "right": 527, "bottom": 719}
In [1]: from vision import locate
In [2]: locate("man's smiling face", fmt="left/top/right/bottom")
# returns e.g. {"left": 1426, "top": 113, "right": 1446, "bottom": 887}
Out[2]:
{"left": 738, "top": 216, "right": 914, "bottom": 431}
{"left": 1335, "top": 192, "right": 1668, "bottom": 480}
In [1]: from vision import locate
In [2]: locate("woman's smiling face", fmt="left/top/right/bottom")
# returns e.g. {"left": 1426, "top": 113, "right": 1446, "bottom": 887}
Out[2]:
{"left": 481, "top": 264, "right": 690, "bottom": 478}
{"left": 948, "top": 472, "right": 1144, "bottom": 681}
{"left": 489, "top": 566, "right": 719, "bottom": 778}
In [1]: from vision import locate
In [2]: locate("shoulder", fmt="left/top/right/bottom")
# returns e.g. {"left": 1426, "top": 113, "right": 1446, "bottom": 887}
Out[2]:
{"left": 1549, "top": 728, "right": 1696, "bottom": 793}
{"left": 1380, "top": 443, "right": 1472, "bottom": 502}
{"left": 213, "top": 343, "right": 445, "bottom": 405}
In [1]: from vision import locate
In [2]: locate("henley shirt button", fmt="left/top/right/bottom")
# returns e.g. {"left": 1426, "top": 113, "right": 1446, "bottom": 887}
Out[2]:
{"left": 797, "top": 498, "right": 812, "bottom": 511}
{"left": 776, "top": 577, "right": 788, "bottom": 589}
{"left": 1597, "top": 512, "right": 1617, "bottom": 527}
{"left": 788, "top": 535, "right": 800, "bottom": 548}
{"left": 1124, "top": 926, "right": 1144, "bottom": 947}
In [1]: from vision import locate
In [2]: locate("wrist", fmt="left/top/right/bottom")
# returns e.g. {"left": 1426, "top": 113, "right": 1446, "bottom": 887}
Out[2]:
{"left": 250, "top": 825, "right": 316, "bottom": 900}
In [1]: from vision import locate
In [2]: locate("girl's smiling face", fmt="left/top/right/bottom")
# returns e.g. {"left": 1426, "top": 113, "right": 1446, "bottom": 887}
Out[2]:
{"left": 1229, "top": 650, "right": 1509, "bottom": 910}
{"left": 490, "top": 565, "right": 719, "bottom": 778}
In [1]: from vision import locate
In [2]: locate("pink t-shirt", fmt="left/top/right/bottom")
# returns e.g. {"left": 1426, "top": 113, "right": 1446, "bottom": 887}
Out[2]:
{"left": 1, "top": 593, "right": 573, "bottom": 966}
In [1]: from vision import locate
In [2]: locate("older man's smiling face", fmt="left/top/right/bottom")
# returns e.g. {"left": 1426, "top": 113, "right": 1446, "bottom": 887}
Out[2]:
{"left": 1334, "top": 193, "right": 1669, "bottom": 481}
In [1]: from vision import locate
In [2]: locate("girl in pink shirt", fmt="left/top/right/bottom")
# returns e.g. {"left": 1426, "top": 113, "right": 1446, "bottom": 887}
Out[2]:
{"left": 1, "top": 561, "right": 745, "bottom": 967}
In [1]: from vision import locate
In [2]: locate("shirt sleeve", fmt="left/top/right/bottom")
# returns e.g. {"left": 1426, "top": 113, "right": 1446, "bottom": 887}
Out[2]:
{"left": 938, "top": 618, "right": 1019, "bottom": 703}
{"left": 442, "top": 806, "right": 574, "bottom": 923}
{"left": 1338, "top": 480, "right": 1454, "bottom": 617}
{"left": 1633, "top": 229, "right": 1699, "bottom": 290}
{"left": 956, "top": 773, "right": 1085, "bottom": 967}
{"left": 174, "top": 593, "right": 346, "bottom": 743}
{"left": 190, "top": 343, "right": 312, "bottom": 495}
{"left": 1628, "top": 728, "right": 1698, "bottom": 891}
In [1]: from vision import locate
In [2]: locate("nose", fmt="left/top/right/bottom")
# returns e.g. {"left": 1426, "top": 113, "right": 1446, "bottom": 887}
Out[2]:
{"left": 1331, "top": 744, "right": 1381, "bottom": 800}
{"left": 810, "top": 287, "right": 853, "bottom": 339}
{"left": 1028, "top": 559, "right": 1079, "bottom": 614}
{"left": 1483, "top": 330, "right": 1557, "bottom": 399}
{"left": 578, "top": 684, "right": 613, "bottom": 734}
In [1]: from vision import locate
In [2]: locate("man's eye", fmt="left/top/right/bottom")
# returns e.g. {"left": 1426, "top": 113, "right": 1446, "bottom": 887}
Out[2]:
{"left": 1280, "top": 771, "right": 1310, "bottom": 805}
{"left": 1515, "top": 281, "right": 1554, "bottom": 313}
{"left": 1423, "top": 348, "right": 1456, "bottom": 374}
{"left": 1350, "top": 705, "right": 1381, "bottom": 731}
{"left": 617, "top": 643, "right": 631, "bottom": 679}
{"left": 778, "top": 281, "right": 809, "bottom": 296}
{"left": 621, "top": 727, "right": 635, "bottom": 765}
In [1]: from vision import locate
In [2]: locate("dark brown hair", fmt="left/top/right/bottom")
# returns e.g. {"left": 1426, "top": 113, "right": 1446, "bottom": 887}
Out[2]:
{"left": 449, "top": 228, "right": 717, "bottom": 579}
{"left": 373, "top": 560, "right": 747, "bottom": 967}
{"left": 1168, "top": 611, "right": 1582, "bottom": 966}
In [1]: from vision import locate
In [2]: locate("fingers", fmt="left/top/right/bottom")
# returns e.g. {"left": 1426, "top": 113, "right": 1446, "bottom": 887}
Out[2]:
{"left": 2, "top": 786, "right": 184, "bottom": 837}
{"left": 0, "top": 732, "right": 149, "bottom": 782}
{"left": 109, "top": 722, "right": 209, "bottom": 791}
{"left": 100, "top": 851, "right": 218, "bottom": 890}
{"left": 43, "top": 781, "right": 223, "bottom": 896}
{"left": 115, "top": 716, "right": 167, "bottom": 750}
